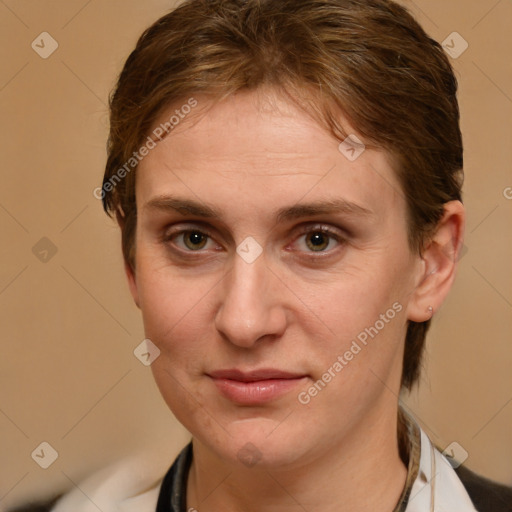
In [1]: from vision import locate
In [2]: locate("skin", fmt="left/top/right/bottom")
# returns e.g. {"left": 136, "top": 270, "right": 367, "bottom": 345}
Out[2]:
{"left": 124, "top": 87, "right": 465, "bottom": 512}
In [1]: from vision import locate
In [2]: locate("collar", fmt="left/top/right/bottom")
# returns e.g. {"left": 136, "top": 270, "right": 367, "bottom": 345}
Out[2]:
{"left": 50, "top": 409, "right": 478, "bottom": 511}
{"left": 398, "top": 406, "right": 477, "bottom": 511}
{"left": 156, "top": 409, "right": 477, "bottom": 512}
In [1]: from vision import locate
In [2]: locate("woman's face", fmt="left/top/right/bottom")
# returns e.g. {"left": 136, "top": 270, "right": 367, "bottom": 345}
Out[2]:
{"left": 128, "top": 88, "right": 426, "bottom": 469}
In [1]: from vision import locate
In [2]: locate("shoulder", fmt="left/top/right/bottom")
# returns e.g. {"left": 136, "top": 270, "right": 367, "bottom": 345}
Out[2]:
{"left": 5, "top": 493, "right": 64, "bottom": 512}
{"left": 454, "top": 464, "right": 512, "bottom": 512}
{"left": 6, "top": 440, "right": 191, "bottom": 512}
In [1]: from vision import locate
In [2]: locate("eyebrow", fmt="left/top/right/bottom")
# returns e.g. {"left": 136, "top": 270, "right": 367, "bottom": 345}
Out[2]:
{"left": 143, "top": 195, "right": 375, "bottom": 222}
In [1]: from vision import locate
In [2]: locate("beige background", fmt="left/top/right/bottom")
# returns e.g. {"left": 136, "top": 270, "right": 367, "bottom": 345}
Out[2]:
{"left": 1, "top": 0, "right": 511, "bottom": 509}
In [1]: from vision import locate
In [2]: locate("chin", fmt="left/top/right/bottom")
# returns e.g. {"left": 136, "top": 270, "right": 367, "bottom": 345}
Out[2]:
{"left": 199, "top": 416, "right": 314, "bottom": 470}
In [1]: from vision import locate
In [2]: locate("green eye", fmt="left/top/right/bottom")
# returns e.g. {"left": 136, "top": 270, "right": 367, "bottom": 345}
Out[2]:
{"left": 294, "top": 226, "right": 345, "bottom": 254}
{"left": 182, "top": 231, "right": 209, "bottom": 250}
{"left": 305, "top": 231, "right": 331, "bottom": 252}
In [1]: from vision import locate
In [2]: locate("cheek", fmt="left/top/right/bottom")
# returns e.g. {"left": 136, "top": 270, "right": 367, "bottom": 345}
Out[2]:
{"left": 296, "top": 297, "right": 406, "bottom": 420}
{"left": 136, "top": 255, "right": 216, "bottom": 348}
{"left": 292, "top": 264, "right": 408, "bottom": 383}
{"left": 293, "top": 265, "right": 399, "bottom": 334}
{"left": 139, "top": 268, "right": 216, "bottom": 422}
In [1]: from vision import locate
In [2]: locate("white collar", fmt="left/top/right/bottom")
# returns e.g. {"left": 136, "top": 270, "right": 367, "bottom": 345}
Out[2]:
{"left": 404, "top": 427, "right": 477, "bottom": 511}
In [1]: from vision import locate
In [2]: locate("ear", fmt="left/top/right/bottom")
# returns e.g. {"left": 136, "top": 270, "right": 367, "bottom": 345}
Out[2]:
{"left": 124, "top": 259, "right": 140, "bottom": 309}
{"left": 406, "top": 200, "right": 465, "bottom": 322}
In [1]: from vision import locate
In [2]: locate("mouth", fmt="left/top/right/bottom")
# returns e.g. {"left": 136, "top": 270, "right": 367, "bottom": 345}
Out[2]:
{"left": 207, "top": 368, "right": 309, "bottom": 405}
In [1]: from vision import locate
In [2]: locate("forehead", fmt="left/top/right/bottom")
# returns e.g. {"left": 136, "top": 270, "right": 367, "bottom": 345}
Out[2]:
{"left": 136, "top": 89, "right": 405, "bottom": 222}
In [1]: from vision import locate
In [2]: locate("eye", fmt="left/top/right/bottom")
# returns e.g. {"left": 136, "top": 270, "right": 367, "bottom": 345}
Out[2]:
{"left": 293, "top": 226, "right": 345, "bottom": 254}
{"left": 164, "top": 228, "right": 217, "bottom": 252}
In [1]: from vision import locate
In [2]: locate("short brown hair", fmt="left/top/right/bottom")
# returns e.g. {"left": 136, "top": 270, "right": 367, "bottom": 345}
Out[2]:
{"left": 102, "top": 0, "right": 463, "bottom": 390}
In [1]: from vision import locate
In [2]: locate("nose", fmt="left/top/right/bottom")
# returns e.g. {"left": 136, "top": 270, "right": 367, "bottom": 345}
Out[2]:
{"left": 214, "top": 248, "right": 287, "bottom": 349}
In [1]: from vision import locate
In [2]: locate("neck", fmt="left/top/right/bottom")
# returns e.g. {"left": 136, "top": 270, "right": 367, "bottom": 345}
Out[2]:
{"left": 186, "top": 404, "right": 409, "bottom": 512}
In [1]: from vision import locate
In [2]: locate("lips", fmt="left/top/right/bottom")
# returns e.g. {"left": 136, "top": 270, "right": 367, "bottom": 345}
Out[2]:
{"left": 207, "top": 368, "right": 308, "bottom": 404}
{"left": 208, "top": 368, "right": 306, "bottom": 381}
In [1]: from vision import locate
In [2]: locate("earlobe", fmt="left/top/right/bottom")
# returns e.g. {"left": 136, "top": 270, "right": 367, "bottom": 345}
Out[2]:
{"left": 406, "top": 200, "right": 465, "bottom": 322}
{"left": 124, "top": 260, "right": 140, "bottom": 309}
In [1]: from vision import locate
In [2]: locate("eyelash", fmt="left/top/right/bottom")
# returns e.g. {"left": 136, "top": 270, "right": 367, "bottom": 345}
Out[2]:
{"left": 162, "top": 224, "right": 346, "bottom": 257}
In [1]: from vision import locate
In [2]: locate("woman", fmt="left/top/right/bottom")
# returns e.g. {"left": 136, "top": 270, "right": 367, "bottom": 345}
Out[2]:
{"left": 12, "top": 0, "right": 512, "bottom": 510}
